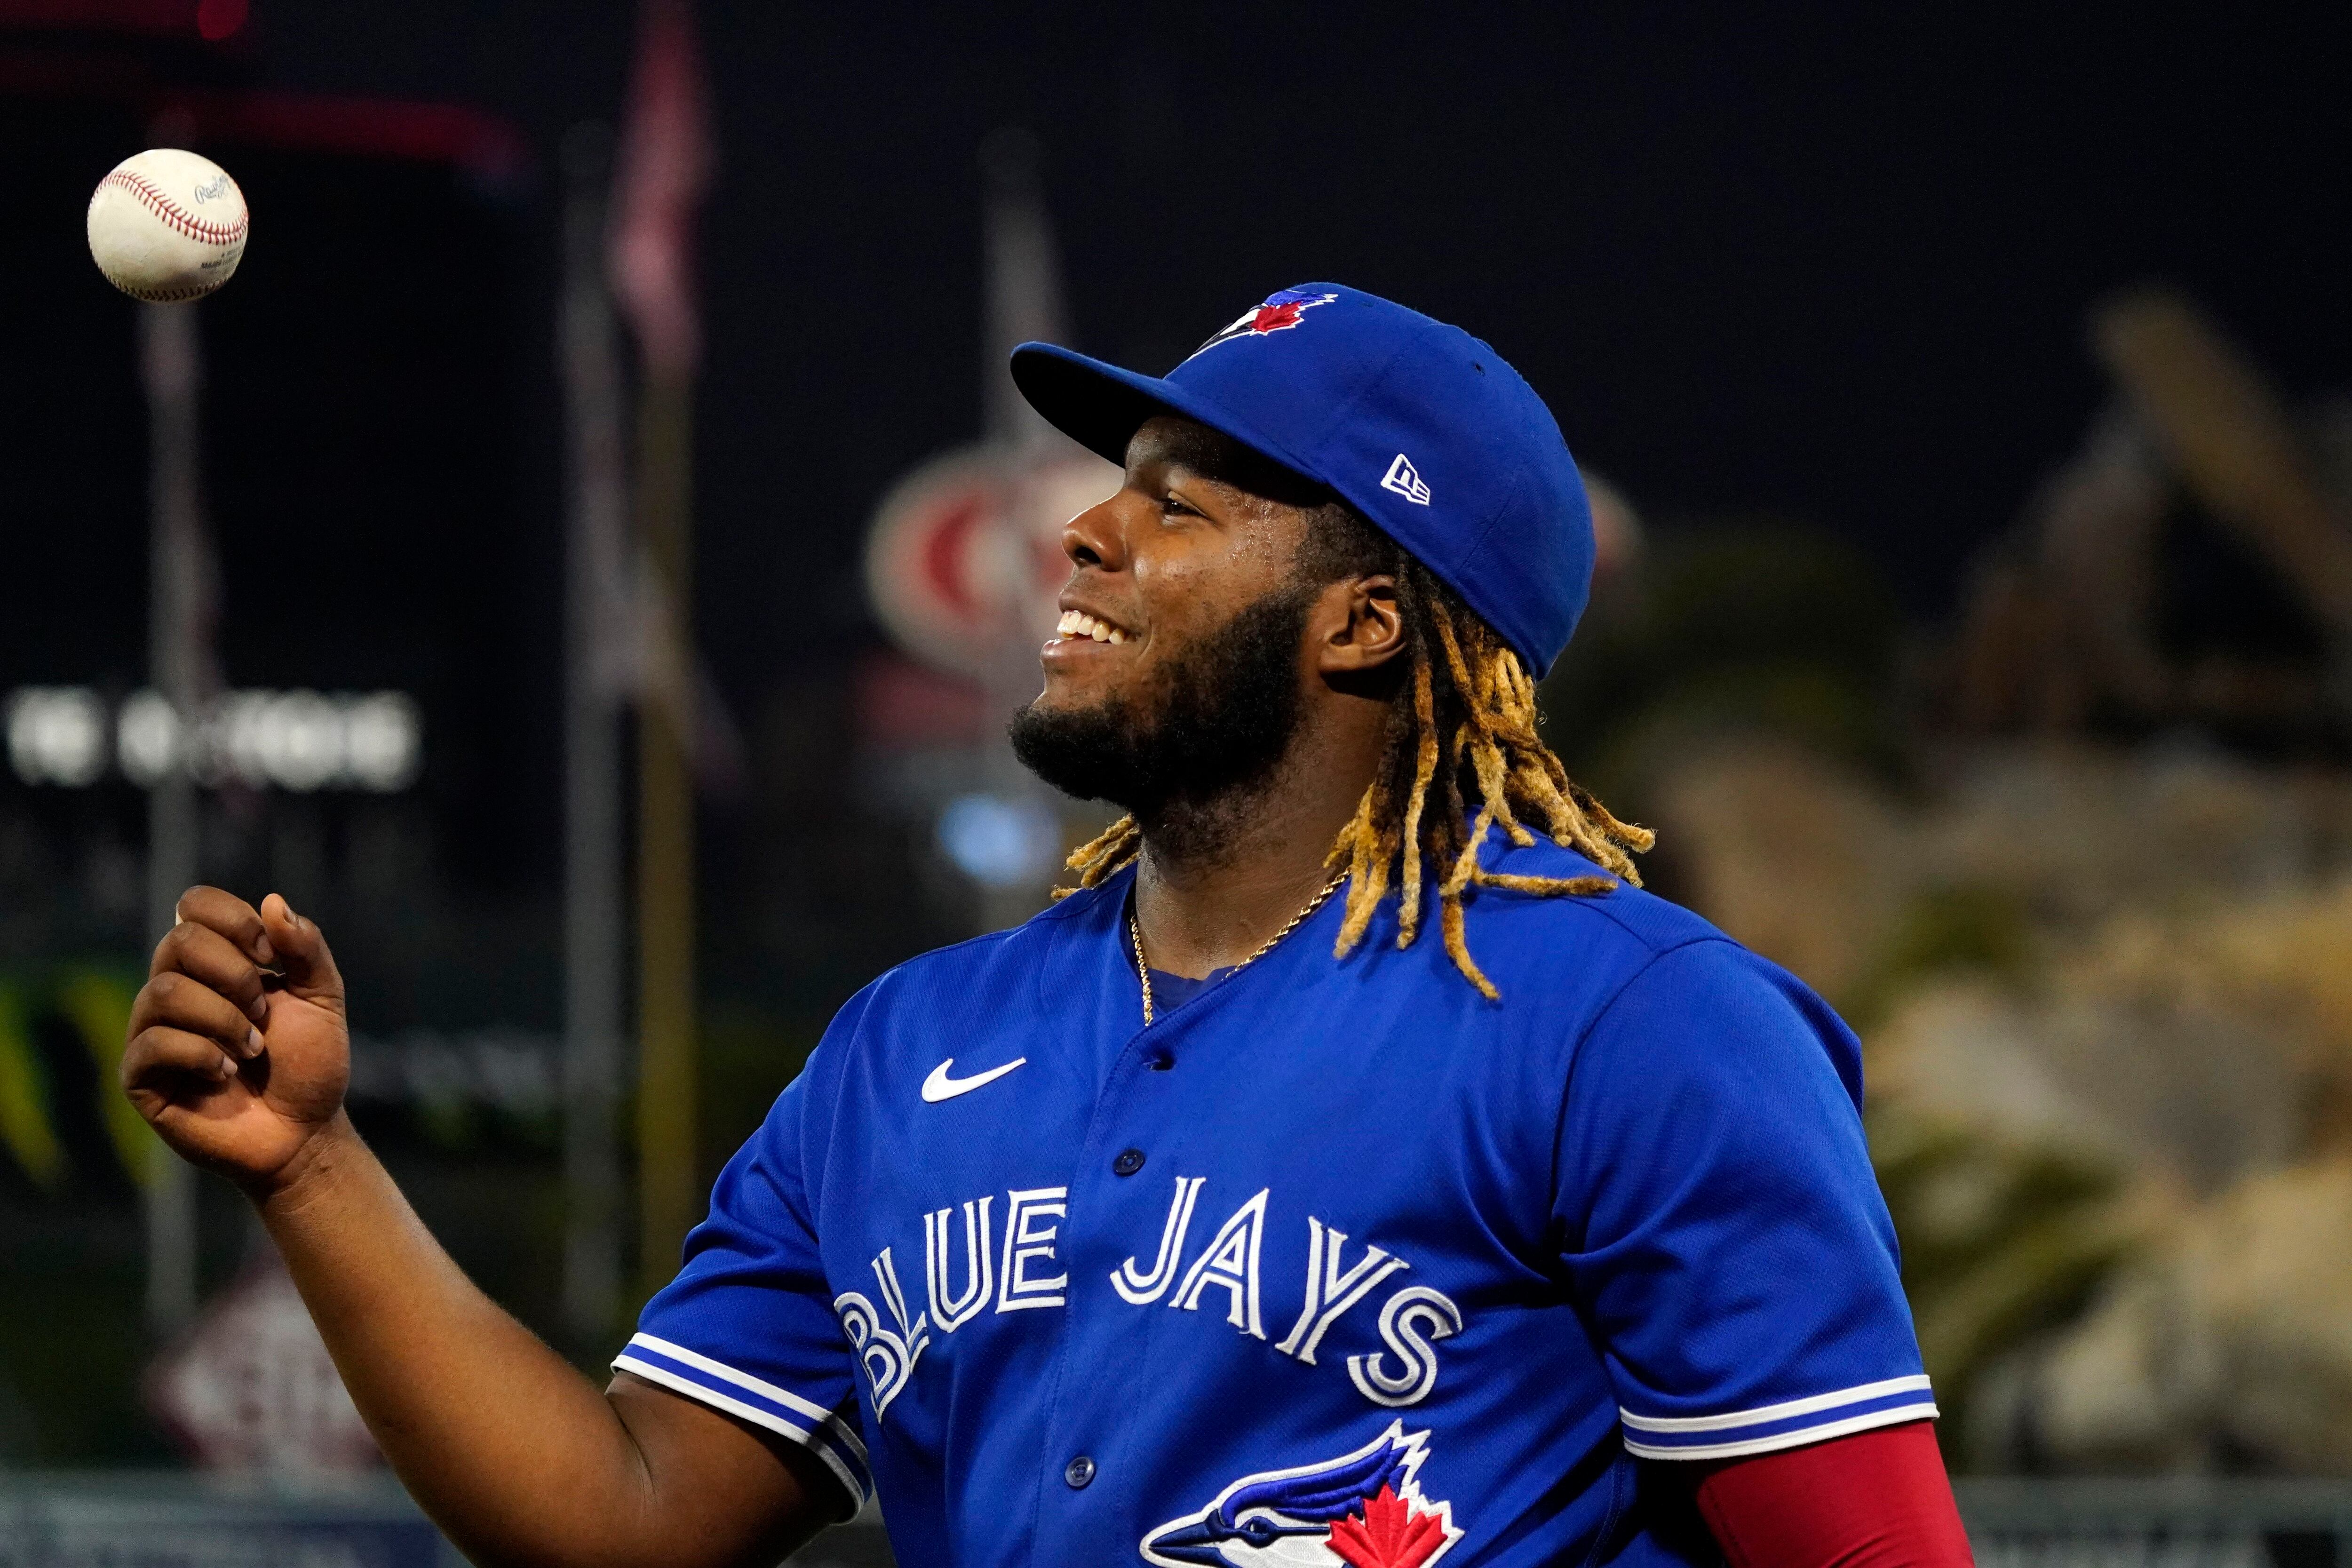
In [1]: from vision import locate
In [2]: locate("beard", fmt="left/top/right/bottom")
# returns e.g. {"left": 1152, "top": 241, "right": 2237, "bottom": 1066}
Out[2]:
{"left": 1009, "top": 585, "right": 1314, "bottom": 823}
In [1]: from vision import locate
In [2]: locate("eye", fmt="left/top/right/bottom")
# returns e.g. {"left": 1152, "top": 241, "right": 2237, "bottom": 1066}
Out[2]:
{"left": 1160, "top": 490, "right": 1199, "bottom": 518}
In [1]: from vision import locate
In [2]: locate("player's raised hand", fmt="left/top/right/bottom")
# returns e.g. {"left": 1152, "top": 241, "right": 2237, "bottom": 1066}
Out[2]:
{"left": 123, "top": 887, "right": 351, "bottom": 1192}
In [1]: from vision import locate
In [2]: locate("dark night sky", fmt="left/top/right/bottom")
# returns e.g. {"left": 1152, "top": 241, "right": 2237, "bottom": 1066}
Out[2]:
{"left": 252, "top": 0, "right": 2352, "bottom": 621}
{"left": 6, "top": 1, "right": 2348, "bottom": 901}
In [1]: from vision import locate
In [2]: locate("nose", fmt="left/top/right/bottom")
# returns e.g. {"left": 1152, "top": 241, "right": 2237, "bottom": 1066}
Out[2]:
{"left": 1061, "top": 493, "right": 1126, "bottom": 574}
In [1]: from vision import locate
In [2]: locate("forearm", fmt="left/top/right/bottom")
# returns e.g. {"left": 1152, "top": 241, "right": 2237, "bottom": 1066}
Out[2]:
{"left": 254, "top": 1115, "right": 677, "bottom": 1568}
{"left": 124, "top": 891, "right": 819, "bottom": 1568}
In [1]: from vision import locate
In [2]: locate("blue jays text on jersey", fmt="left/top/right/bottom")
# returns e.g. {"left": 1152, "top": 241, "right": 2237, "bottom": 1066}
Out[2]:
{"left": 618, "top": 832, "right": 1934, "bottom": 1568}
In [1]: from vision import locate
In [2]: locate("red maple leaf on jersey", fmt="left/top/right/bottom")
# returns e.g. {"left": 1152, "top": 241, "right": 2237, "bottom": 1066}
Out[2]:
{"left": 1247, "top": 301, "right": 1308, "bottom": 333}
{"left": 1326, "top": 1485, "right": 1449, "bottom": 1568}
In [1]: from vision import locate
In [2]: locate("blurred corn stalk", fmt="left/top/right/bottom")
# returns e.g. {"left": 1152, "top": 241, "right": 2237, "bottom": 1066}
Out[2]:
{"left": 0, "top": 984, "right": 64, "bottom": 1189}
{"left": 0, "top": 970, "right": 146, "bottom": 1192}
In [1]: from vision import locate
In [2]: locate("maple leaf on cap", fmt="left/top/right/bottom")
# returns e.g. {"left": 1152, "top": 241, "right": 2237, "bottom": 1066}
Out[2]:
{"left": 1327, "top": 1485, "right": 1449, "bottom": 1568}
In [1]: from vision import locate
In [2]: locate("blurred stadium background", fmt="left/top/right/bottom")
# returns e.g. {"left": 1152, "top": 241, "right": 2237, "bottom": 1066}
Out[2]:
{"left": 2, "top": 2, "right": 2350, "bottom": 1563}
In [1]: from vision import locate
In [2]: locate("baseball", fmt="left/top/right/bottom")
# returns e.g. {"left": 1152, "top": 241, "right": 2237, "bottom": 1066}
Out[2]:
{"left": 86, "top": 149, "right": 248, "bottom": 303}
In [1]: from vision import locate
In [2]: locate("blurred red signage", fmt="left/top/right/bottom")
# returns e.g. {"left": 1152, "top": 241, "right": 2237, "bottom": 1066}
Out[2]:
{"left": 865, "top": 445, "right": 1115, "bottom": 680}
{"left": 147, "top": 1254, "right": 380, "bottom": 1474}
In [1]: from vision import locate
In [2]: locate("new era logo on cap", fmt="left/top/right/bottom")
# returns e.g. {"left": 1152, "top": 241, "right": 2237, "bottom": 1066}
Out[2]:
{"left": 1382, "top": 453, "right": 1432, "bottom": 506}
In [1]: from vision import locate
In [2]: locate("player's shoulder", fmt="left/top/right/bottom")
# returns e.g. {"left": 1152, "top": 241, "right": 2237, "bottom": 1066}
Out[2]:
{"left": 782, "top": 886, "right": 1113, "bottom": 1134}
{"left": 1462, "top": 832, "right": 1847, "bottom": 1029}
{"left": 834, "top": 877, "right": 1113, "bottom": 1029}
{"left": 1462, "top": 829, "right": 1732, "bottom": 971}
{"left": 1464, "top": 832, "right": 1864, "bottom": 1100}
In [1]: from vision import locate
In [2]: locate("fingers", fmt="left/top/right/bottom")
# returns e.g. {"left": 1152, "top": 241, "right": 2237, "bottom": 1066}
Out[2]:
{"left": 149, "top": 919, "right": 270, "bottom": 1027}
{"left": 160, "top": 885, "right": 274, "bottom": 971}
{"left": 258, "top": 893, "right": 344, "bottom": 1004}
{"left": 129, "top": 971, "right": 265, "bottom": 1061}
{"left": 122, "top": 1024, "right": 241, "bottom": 1096}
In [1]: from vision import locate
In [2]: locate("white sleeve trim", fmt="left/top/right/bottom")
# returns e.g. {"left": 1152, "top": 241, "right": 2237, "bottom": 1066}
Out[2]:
{"left": 612, "top": 1353, "right": 868, "bottom": 1512}
{"left": 627, "top": 1332, "right": 870, "bottom": 1465}
{"left": 1619, "top": 1374, "right": 1933, "bottom": 1434}
{"left": 1623, "top": 1400, "right": 1940, "bottom": 1461}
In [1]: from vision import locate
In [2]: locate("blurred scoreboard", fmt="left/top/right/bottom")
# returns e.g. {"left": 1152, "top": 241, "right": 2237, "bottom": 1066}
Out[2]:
{"left": 7, "top": 687, "right": 420, "bottom": 794}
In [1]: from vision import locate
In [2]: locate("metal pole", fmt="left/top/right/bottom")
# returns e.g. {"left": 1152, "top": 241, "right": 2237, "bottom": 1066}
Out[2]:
{"left": 634, "top": 375, "right": 697, "bottom": 1295}
{"left": 140, "top": 301, "right": 209, "bottom": 1336}
{"left": 559, "top": 125, "right": 629, "bottom": 1341}
{"left": 606, "top": 0, "right": 712, "bottom": 1291}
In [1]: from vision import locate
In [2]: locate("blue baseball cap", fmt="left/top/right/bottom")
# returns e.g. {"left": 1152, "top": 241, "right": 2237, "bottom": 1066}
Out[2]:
{"left": 1009, "top": 283, "right": 1595, "bottom": 674}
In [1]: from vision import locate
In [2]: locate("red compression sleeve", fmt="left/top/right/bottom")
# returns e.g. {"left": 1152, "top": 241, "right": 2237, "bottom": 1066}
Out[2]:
{"left": 1692, "top": 1421, "right": 1973, "bottom": 1568}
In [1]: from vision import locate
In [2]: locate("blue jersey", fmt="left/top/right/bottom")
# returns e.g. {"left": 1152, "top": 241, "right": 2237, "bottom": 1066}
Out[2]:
{"left": 619, "top": 834, "right": 1931, "bottom": 1568}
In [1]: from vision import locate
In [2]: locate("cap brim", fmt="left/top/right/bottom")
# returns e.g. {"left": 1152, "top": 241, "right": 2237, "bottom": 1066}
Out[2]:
{"left": 1009, "top": 342, "right": 1329, "bottom": 489}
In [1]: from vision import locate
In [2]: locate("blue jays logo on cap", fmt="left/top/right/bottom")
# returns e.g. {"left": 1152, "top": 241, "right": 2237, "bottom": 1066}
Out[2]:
{"left": 1139, "top": 1420, "right": 1462, "bottom": 1568}
{"left": 1190, "top": 287, "right": 1341, "bottom": 358}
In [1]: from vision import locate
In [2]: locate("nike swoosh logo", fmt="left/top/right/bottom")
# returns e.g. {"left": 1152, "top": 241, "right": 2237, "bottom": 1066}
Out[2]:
{"left": 921, "top": 1056, "right": 1028, "bottom": 1104}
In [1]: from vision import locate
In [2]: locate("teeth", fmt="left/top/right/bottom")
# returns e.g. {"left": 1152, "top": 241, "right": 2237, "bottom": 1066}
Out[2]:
{"left": 1055, "top": 610, "right": 1127, "bottom": 645}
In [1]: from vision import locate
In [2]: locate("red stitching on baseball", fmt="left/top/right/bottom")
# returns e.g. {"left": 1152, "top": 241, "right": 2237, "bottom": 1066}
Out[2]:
{"left": 100, "top": 170, "right": 248, "bottom": 247}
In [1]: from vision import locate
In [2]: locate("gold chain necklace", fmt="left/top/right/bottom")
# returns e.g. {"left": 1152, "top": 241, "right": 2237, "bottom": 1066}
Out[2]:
{"left": 1129, "top": 871, "right": 1348, "bottom": 1027}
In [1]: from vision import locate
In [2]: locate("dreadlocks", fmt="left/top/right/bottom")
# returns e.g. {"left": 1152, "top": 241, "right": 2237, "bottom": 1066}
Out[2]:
{"left": 1060, "top": 503, "right": 1653, "bottom": 1000}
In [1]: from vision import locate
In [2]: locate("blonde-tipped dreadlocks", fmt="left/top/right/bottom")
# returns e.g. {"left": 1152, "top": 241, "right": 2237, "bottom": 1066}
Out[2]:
{"left": 1060, "top": 509, "right": 1652, "bottom": 1001}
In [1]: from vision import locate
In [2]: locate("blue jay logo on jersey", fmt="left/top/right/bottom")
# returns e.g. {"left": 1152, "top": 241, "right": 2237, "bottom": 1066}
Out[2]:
{"left": 1139, "top": 1420, "right": 1462, "bottom": 1568}
{"left": 1190, "top": 287, "right": 1339, "bottom": 358}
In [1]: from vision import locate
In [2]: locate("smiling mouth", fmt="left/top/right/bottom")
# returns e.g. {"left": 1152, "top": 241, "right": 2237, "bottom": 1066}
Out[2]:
{"left": 1054, "top": 609, "right": 1129, "bottom": 645}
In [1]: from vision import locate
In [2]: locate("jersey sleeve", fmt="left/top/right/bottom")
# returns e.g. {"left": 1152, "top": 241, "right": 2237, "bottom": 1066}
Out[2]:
{"left": 615, "top": 1009, "right": 871, "bottom": 1514}
{"left": 1554, "top": 939, "right": 1935, "bottom": 1461}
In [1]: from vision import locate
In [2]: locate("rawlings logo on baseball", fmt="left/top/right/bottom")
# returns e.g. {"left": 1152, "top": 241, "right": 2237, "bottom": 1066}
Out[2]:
{"left": 86, "top": 148, "right": 249, "bottom": 304}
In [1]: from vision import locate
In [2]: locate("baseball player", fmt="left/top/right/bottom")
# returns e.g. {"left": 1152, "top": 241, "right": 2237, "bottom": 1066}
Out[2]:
{"left": 123, "top": 285, "right": 1971, "bottom": 1568}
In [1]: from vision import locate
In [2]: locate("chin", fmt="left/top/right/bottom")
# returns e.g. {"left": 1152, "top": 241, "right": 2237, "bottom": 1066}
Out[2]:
{"left": 1007, "top": 690, "right": 1141, "bottom": 807}
{"left": 1031, "top": 665, "right": 1136, "bottom": 718}
{"left": 1020, "top": 681, "right": 1085, "bottom": 722}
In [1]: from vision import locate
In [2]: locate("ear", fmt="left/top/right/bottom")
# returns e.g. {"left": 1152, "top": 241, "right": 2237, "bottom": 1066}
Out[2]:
{"left": 1313, "top": 574, "right": 1405, "bottom": 676}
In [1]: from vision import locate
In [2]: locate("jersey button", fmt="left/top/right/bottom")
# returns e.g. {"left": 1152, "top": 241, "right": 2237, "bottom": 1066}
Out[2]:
{"left": 1112, "top": 1148, "right": 1146, "bottom": 1177}
{"left": 1065, "top": 1455, "right": 1096, "bottom": 1489}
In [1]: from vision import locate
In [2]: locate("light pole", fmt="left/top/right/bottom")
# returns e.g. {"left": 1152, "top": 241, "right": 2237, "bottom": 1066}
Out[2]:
{"left": 558, "top": 124, "right": 629, "bottom": 1341}
{"left": 139, "top": 298, "right": 214, "bottom": 1336}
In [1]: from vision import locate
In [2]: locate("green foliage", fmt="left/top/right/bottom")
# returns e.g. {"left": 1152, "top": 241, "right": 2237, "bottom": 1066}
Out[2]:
{"left": 1844, "top": 883, "right": 2035, "bottom": 1027}
{"left": 1870, "top": 1104, "right": 2137, "bottom": 1462}
{"left": 0, "top": 966, "right": 152, "bottom": 1192}
{"left": 1855, "top": 889, "right": 2123, "bottom": 1464}
{"left": 0, "top": 984, "right": 64, "bottom": 1189}
{"left": 55, "top": 970, "right": 152, "bottom": 1185}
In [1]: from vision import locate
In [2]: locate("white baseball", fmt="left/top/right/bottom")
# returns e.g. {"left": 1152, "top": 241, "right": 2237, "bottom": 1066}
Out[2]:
{"left": 87, "top": 149, "right": 249, "bottom": 303}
